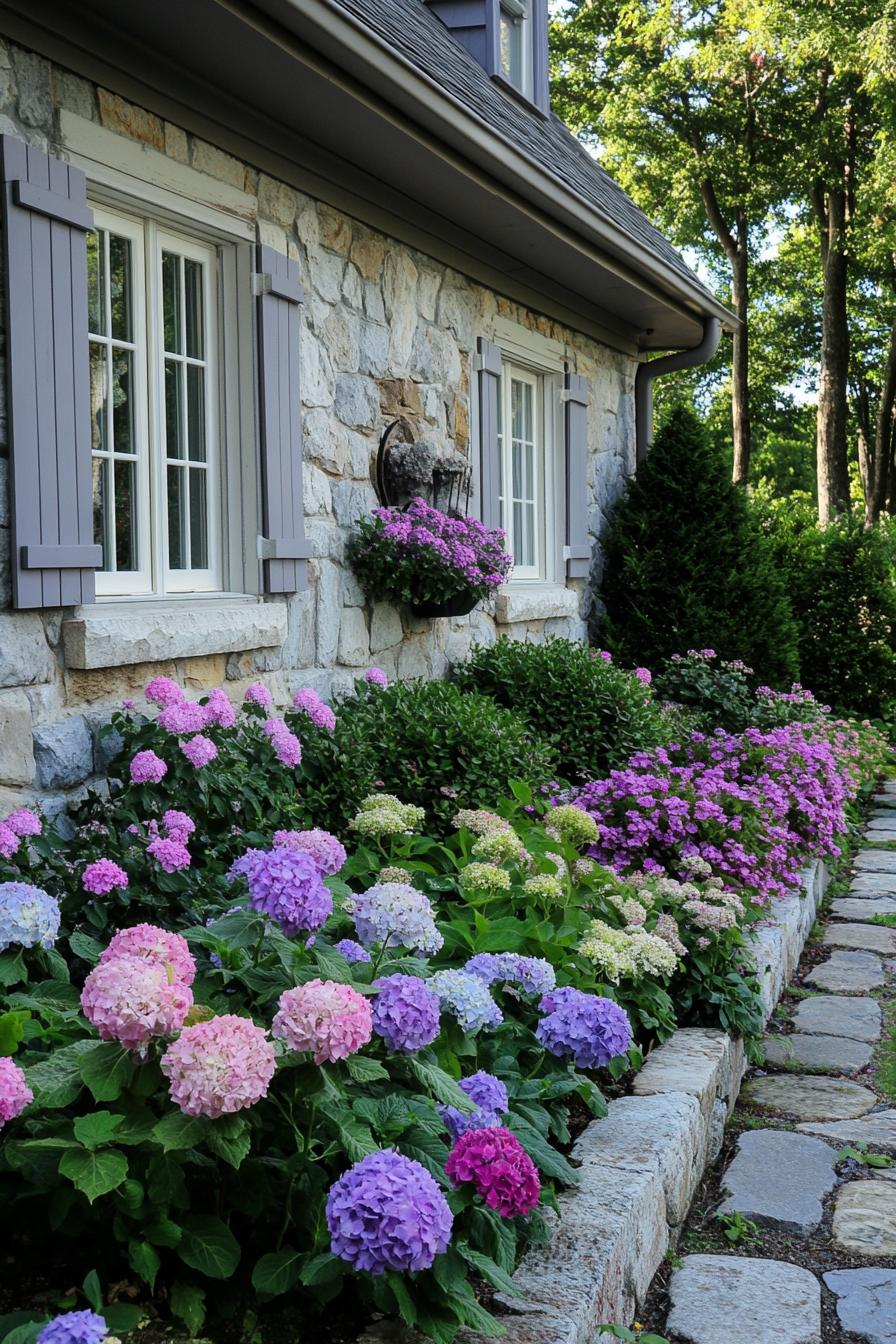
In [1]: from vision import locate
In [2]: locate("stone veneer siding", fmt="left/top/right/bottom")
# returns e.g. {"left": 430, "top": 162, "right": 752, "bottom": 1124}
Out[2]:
{"left": 0, "top": 39, "right": 638, "bottom": 814}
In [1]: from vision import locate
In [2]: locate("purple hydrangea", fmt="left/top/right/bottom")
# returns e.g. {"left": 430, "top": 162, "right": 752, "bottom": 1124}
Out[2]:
{"left": 326, "top": 1149, "right": 453, "bottom": 1273}
{"left": 335, "top": 938, "right": 372, "bottom": 964}
{"left": 273, "top": 828, "right": 347, "bottom": 876}
{"left": 438, "top": 1069, "right": 509, "bottom": 1141}
{"left": 536, "top": 987, "right": 632, "bottom": 1070}
{"left": 36, "top": 1311, "right": 108, "bottom": 1344}
{"left": 465, "top": 952, "right": 556, "bottom": 997}
{"left": 371, "top": 974, "right": 441, "bottom": 1052}
{"left": 429, "top": 969, "right": 503, "bottom": 1032}
{"left": 231, "top": 847, "right": 332, "bottom": 936}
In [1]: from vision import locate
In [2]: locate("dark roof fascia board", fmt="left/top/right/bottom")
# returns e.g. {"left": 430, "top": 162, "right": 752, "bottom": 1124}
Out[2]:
{"left": 269, "top": 0, "right": 734, "bottom": 331}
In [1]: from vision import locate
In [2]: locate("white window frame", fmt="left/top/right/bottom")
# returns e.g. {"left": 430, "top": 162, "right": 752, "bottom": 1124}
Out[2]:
{"left": 500, "top": 0, "right": 534, "bottom": 99}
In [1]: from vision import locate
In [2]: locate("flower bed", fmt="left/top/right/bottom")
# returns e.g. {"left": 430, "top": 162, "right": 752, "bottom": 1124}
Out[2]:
{"left": 0, "top": 668, "right": 886, "bottom": 1344}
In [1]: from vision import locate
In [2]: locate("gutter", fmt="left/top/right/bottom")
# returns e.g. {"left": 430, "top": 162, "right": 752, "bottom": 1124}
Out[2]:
{"left": 634, "top": 316, "right": 722, "bottom": 465}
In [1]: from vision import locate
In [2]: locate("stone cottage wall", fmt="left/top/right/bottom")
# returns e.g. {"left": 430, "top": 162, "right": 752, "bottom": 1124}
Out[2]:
{"left": 0, "top": 39, "right": 637, "bottom": 813}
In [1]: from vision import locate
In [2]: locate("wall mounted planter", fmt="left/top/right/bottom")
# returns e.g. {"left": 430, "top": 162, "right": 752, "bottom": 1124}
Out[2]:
{"left": 410, "top": 592, "right": 480, "bottom": 618}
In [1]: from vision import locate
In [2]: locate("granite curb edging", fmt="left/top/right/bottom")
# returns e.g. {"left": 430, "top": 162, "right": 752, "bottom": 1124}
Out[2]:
{"left": 360, "top": 860, "right": 829, "bottom": 1344}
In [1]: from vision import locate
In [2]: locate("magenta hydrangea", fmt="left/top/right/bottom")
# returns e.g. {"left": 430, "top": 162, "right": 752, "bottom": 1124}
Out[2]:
{"left": 445, "top": 1126, "right": 540, "bottom": 1218}
{"left": 36, "top": 1311, "right": 108, "bottom": 1344}
{"left": 145, "top": 675, "right": 183, "bottom": 707}
{"left": 536, "top": 987, "right": 632, "bottom": 1070}
{"left": 147, "top": 837, "right": 192, "bottom": 873}
{"left": 273, "top": 828, "right": 347, "bottom": 876}
{"left": 204, "top": 687, "right": 237, "bottom": 728}
{"left": 81, "top": 955, "right": 193, "bottom": 1050}
{"left": 244, "top": 681, "right": 273, "bottom": 707}
{"left": 158, "top": 700, "right": 209, "bottom": 734}
{"left": 5, "top": 807, "right": 41, "bottom": 837}
{"left": 0, "top": 1056, "right": 33, "bottom": 1127}
{"left": 292, "top": 687, "right": 337, "bottom": 730}
{"left": 160, "top": 1013, "right": 276, "bottom": 1118}
{"left": 371, "top": 974, "right": 441, "bottom": 1052}
{"left": 163, "top": 809, "right": 195, "bottom": 841}
{"left": 263, "top": 719, "right": 302, "bottom": 768}
{"left": 180, "top": 734, "right": 218, "bottom": 768}
{"left": 364, "top": 667, "right": 389, "bottom": 688}
{"left": 634, "top": 667, "right": 652, "bottom": 685}
{"left": 231, "top": 846, "right": 333, "bottom": 936}
{"left": 273, "top": 979, "right": 373, "bottom": 1063}
{"left": 326, "top": 1149, "right": 453, "bottom": 1273}
{"left": 99, "top": 923, "right": 196, "bottom": 985}
{"left": 130, "top": 750, "right": 167, "bottom": 784}
{"left": 0, "top": 823, "right": 19, "bottom": 859}
{"left": 82, "top": 858, "right": 129, "bottom": 895}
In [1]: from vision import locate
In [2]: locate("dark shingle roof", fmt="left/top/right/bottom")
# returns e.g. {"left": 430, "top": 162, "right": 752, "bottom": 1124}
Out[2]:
{"left": 333, "top": 0, "right": 712, "bottom": 300}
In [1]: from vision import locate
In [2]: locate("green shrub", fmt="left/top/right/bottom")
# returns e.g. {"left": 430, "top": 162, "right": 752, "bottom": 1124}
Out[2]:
{"left": 598, "top": 406, "right": 800, "bottom": 685}
{"left": 762, "top": 502, "right": 896, "bottom": 719}
{"left": 452, "top": 637, "right": 669, "bottom": 782}
{"left": 298, "top": 679, "right": 559, "bottom": 834}
{"left": 653, "top": 649, "right": 829, "bottom": 733}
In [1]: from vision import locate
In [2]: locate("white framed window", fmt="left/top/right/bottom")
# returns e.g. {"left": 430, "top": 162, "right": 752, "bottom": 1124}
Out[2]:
{"left": 88, "top": 208, "right": 222, "bottom": 597}
{"left": 495, "top": 348, "right": 563, "bottom": 582}
{"left": 499, "top": 0, "right": 533, "bottom": 99}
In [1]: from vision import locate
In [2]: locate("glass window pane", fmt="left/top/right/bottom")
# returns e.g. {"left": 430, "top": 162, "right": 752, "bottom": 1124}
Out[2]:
{"left": 167, "top": 466, "right": 187, "bottom": 569}
{"left": 189, "top": 468, "right": 209, "bottom": 570}
{"left": 165, "top": 359, "right": 184, "bottom": 459}
{"left": 86, "top": 231, "right": 105, "bottom": 337}
{"left": 186, "top": 364, "right": 206, "bottom": 462}
{"left": 109, "top": 234, "right": 132, "bottom": 342}
{"left": 111, "top": 349, "right": 134, "bottom": 456}
{"left": 162, "top": 251, "right": 181, "bottom": 353}
{"left": 184, "top": 259, "right": 204, "bottom": 358}
{"left": 89, "top": 343, "right": 108, "bottom": 453}
{"left": 93, "top": 456, "right": 111, "bottom": 571}
{"left": 501, "top": 11, "right": 522, "bottom": 85}
{"left": 114, "top": 459, "right": 137, "bottom": 572}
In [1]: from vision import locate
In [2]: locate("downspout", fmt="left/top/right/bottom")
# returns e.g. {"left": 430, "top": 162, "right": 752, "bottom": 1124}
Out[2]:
{"left": 634, "top": 316, "right": 722, "bottom": 467}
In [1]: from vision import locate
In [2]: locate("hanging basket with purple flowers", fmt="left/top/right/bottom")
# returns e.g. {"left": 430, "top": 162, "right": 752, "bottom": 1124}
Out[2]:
{"left": 347, "top": 497, "right": 513, "bottom": 617}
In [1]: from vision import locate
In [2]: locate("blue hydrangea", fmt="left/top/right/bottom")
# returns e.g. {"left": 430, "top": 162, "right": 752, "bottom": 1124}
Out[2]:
{"left": 536, "top": 987, "right": 632, "bottom": 1070}
{"left": 465, "top": 952, "right": 556, "bottom": 997}
{"left": 438, "top": 1069, "right": 509, "bottom": 1141}
{"left": 0, "top": 882, "right": 60, "bottom": 951}
{"left": 344, "top": 882, "right": 443, "bottom": 956}
{"left": 37, "top": 1311, "right": 108, "bottom": 1344}
{"left": 428, "top": 969, "right": 502, "bottom": 1033}
{"left": 335, "top": 938, "right": 372, "bottom": 964}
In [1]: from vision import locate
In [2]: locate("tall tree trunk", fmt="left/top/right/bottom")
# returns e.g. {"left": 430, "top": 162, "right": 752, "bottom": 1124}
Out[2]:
{"left": 816, "top": 187, "right": 852, "bottom": 524}
{"left": 856, "top": 382, "right": 872, "bottom": 509}
{"left": 868, "top": 315, "right": 896, "bottom": 524}
{"left": 730, "top": 218, "right": 751, "bottom": 485}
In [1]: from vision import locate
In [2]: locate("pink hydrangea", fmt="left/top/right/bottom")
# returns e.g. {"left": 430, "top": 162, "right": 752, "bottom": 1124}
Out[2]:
{"left": 0, "top": 823, "right": 20, "bottom": 859}
{"left": 634, "top": 667, "right": 652, "bottom": 685}
{"left": 364, "top": 668, "right": 389, "bottom": 688}
{"left": 204, "top": 687, "right": 237, "bottom": 728}
{"left": 160, "top": 1014, "right": 276, "bottom": 1118}
{"left": 145, "top": 676, "right": 183, "bottom": 707}
{"left": 130, "top": 750, "right": 167, "bottom": 785}
{"left": 0, "top": 1057, "right": 32, "bottom": 1127}
{"left": 147, "top": 837, "right": 192, "bottom": 873}
{"left": 5, "top": 808, "right": 41, "bottom": 838}
{"left": 163, "top": 810, "right": 195, "bottom": 841}
{"left": 99, "top": 923, "right": 196, "bottom": 985}
{"left": 292, "top": 688, "right": 337, "bottom": 731}
{"left": 82, "top": 859, "right": 129, "bottom": 895}
{"left": 272, "top": 979, "right": 373, "bottom": 1064}
{"left": 244, "top": 682, "right": 273, "bottom": 707}
{"left": 273, "top": 828, "right": 347, "bottom": 876}
{"left": 180, "top": 735, "right": 217, "bottom": 769}
{"left": 264, "top": 720, "right": 303, "bottom": 768}
{"left": 81, "top": 955, "right": 193, "bottom": 1050}
{"left": 158, "top": 700, "right": 209, "bottom": 734}
{"left": 445, "top": 1126, "right": 540, "bottom": 1217}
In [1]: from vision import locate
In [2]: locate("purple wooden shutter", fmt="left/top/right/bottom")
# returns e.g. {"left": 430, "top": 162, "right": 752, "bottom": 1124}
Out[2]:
{"left": 1, "top": 135, "right": 100, "bottom": 609}
{"left": 563, "top": 371, "right": 591, "bottom": 578}
{"left": 255, "top": 243, "right": 311, "bottom": 594}
{"left": 476, "top": 336, "right": 502, "bottom": 529}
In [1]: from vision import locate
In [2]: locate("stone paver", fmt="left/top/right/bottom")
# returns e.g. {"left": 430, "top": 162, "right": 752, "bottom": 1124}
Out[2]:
{"left": 833, "top": 1181, "right": 896, "bottom": 1256}
{"left": 832, "top": 895, "right": 896, "bottom": 920}
{"left": 762, "top": 1033, "right": 872, "bottom": 1074}
{"left": 717, "top": 1130, "right": 838, "bottom": 1232}
{"left": 824, "top": 922, "right": 896, "bottom": 955}
{"left": 852, "top": 872, "right": 896, "bottom": 895}
{"left": 866, "top": 821, "right": 896, "bottom": 837}
{"left": 805, "top": 950, "right": 885, "bottom": 992}
{"left": 743, "top": 1075, "right": 877, "bottom": 1120}
{"left": 824, "top": 1268, "right": 896, "bottom": 1344}
{"left": 856, "top": 851, "right": 896, "bottom": 874}
{"left": 798, "top": 1110, "right": 896, "bottom": 1151}
{"left": 791, "top": 994, "right": 882, "bottom": 1042}
{"left": 666, "top": 1255, "right": 821, "bottom": 1344}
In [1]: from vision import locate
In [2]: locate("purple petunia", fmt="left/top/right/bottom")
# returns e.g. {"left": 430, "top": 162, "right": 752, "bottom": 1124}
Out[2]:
{"left": 536, "top": 987, "right": 632, "bottom": 1070}
{"left": 327, "top": 1149, "right": 453, "bottom": 1274}
{"left": 371, "top": 974, "right": 441, "bottom": 1052}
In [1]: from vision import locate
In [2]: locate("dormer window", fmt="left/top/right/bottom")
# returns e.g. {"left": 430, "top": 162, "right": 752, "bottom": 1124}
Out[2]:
{"left": 500, "top": 0, "right": 533, "bottom": 99}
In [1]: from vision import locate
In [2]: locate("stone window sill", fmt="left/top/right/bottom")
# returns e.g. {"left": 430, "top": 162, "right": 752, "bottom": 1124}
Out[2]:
{"left": 494, "top": 584, "right": 579, "bottom": 625}
{"left": 63, "top": 598, "right": 288, "bottom": 670}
